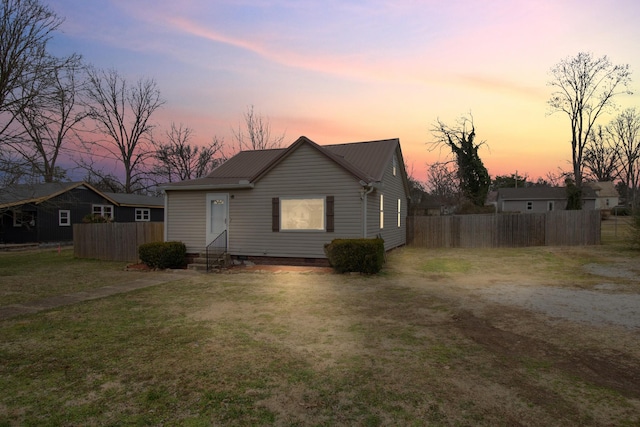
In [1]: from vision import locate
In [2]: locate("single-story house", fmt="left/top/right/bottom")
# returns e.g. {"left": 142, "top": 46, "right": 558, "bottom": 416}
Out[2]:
{"left": 584, "top": 181, "right": 619, "bottom": 210}
{"left": 496, "top": 182, "right": 618, "bottom": 213}
{"left": 161, "top": 136, "right": 410, "bottom": 264}
{"left": 0, "top": 181, "right": 164, "bottom": 244}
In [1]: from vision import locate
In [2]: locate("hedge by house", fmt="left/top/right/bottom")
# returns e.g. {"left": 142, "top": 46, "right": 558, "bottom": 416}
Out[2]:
{"left": 324, "top": 238, "right": 385, "bottom": 274}
{"left": 139, "top": 241, "right": 187, "bottom": 269}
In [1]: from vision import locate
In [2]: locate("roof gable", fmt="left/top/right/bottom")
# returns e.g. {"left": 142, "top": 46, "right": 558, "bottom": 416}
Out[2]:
{"left": 249, "top": 136, "right": 375, "bottom": 183}
{"left": 0, "top": 181, "right": 161, "bottom": 209}
{"left": 161, "top": 136, "right": 409, "bottom": 192}
{"left": 0, "top": 181, "right": 117, "bottom": 208}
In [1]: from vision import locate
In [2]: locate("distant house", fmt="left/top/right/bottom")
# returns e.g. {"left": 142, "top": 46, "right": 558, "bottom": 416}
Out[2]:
{"left": 496, "top": 182, "right": 618, "bottom": 213}
{"left": 162, "top": 136, "right": 410, "bottom": 263}
{"left": 0, "top": 182, "right": 163, "bottom": 244}
{"left": 584, "top": 181, "right": 619, "bottom": 210}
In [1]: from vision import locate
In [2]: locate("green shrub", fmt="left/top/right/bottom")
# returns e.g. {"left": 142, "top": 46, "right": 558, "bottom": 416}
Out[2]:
{"left": 324, "top": 238, "right": 385, "bottom": 274}
{"left": 82, "top": 213, "right": 112, "bottom": 223}
{"left": 138, "top": 241, "right": 186, "bottom": 269}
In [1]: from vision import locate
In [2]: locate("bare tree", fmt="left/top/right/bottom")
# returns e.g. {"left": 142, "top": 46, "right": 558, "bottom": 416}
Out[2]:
{"left": 84, "top": 68, "right": 164, "bottom": 193}
{"left": 152, "top": 123, "right": 228, "bottom": 183}
{"left": 232, "top": 105, "right": 285, "bottom": 152}
{"left": 548, "top": 52, "right": 632, "bottom": 193}
{"left": 425, "top": 161, "right": 460, "bottom": 203}
{"left": 583, "top": 125, "right": 619, "bottom": 182}
{"left": 608, "top": 108, "right": 640, "bottom": 207}
{"left": 0, "top": 0, "right": 66, "bottom": 137}
{"left": 9, "top": 57, "right": 86, "bottom": 182}
{"left": 429, "top": 114, "right": 490, "bottom": 206}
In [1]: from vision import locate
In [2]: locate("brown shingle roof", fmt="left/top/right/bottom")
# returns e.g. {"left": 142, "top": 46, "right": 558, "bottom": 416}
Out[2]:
{"left": 162, "top": 136, "right": 405, "bottom": 190}
{"left": 325, "top": 138, "right": 399, "bottom": 182}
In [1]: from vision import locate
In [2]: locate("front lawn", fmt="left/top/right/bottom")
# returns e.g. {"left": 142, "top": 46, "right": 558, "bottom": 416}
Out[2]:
{"left": 1, "top": 242, "right": 638, "bottom": 425}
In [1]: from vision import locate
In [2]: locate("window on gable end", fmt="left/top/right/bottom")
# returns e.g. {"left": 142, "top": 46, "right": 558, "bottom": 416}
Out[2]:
{"left": 380, "top": 194, "right": 384, "bottom": 229}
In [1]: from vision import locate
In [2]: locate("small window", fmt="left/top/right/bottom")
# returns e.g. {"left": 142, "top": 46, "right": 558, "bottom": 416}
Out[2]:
{"left": 380, "top": 194, "right": 384, "bottom": 229}
{"left": 59, "top": 210, "right": 71, "bottom": 226}
{"left": 397, "top": 199, "right": 401, "bottom": 227}
{"left": 281, "top": 198, "right": 325, "bottom": 231}
{"left": 605, "top": 198, "right": 610, "bottom": 207}
{"left": 92, "top": 204, "right": 114, "bottom": 220}
{"left": 13, "top": 210, "right": 21, "bottom": 227}
{"left": 392, "top": 155, "right": 397, "bottom": 176}
{"left": 13, "top": 210, "right": 35, "bottom": 227}
{"left": 526, "top": 201, "right": 533, "bottom": 211}
{"left": 135, "top": 208, "right": 150, "bottom": 222}
{"left": 547, "top": 201, "right": 554, "bottom": 212}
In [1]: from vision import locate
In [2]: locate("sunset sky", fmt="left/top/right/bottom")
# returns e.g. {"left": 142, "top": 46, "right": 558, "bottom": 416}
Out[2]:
{"left": 47, "top": 0, "right": 640, "bottom": 183}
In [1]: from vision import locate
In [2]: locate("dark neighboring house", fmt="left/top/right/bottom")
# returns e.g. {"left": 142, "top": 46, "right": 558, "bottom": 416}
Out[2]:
{"left": 162, "top": 136, "right": 411, "bottom": 262}
{"left": 0, "top": 182, "right": 164, "bottom": 244}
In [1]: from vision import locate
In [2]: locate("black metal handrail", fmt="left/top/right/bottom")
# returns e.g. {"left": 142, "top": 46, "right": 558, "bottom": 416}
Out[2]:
{"left": 205, "top": 230, "right": 227, "bottom": 272}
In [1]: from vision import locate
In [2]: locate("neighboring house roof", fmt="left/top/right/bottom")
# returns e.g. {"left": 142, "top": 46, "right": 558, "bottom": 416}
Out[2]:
{"left": 103, "top": 192, "right": 164, "bottom": 208}
{"left": 0, "top": 181, "right": 113, "bottom": 209}
{"left": 584, "top": 181, "right": 618, "bottom": 198}
{"left": 0, "top": 181, "right": 163, "bottom": 209}
{"left": 497, "top": 186, "right": 597, "bottom": 201}
{"left": 162, "top": 136, "right": 408, "bottom": 192}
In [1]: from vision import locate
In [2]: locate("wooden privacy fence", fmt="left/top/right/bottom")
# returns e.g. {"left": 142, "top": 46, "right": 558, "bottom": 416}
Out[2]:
{"left": 407, "top": 210, "right": 601, "bottom": 248}
{"left": 74, "top": 222, "right": 164, "bottom": 262}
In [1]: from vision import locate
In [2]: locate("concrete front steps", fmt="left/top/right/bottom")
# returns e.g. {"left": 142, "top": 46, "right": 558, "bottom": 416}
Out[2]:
{"left": 187, "top": 252, "right": 230, "bottom": 272}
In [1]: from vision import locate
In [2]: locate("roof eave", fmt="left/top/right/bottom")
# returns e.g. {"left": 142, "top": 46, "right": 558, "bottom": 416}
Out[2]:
{"left": 161, "top": 183, "right": 255, "bottom": 191}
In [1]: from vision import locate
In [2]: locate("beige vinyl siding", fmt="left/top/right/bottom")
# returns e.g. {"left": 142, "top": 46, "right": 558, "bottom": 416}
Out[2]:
{"left": 373, "top": 149, "right": 408, "bottom": 250}
{"left": 165, "top": 190, "right": 207, "bottom": 253}
{"left": 229, "top": 143, "right": 363, "bottom": 258}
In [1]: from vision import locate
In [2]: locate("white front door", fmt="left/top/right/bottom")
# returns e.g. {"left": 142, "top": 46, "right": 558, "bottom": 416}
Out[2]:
{"left": 206, "top": 193, "right": 228, "bottom": 245}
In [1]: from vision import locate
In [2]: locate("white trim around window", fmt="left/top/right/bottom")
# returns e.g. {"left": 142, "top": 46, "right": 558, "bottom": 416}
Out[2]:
{"left": 135, "top": 208, "right": 151, "bottom": 222}
{"left": 92, "top": 204, "right": 114, "bottom": 219}
{"left": 397, "top": 198, "right": 401, "bottom": 227}
{"left": 59, "top": 210, "right": 71, "bottom": 226}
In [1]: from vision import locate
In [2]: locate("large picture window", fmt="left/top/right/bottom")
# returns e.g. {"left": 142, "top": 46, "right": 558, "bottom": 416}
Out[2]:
{"left": 281, "top": 198, "right": 325, "bottom": 231}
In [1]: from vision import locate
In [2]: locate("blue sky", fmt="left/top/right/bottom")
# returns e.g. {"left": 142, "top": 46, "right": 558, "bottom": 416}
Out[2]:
{"left": 47, "top": 0, "right": 640, "bottom": 181}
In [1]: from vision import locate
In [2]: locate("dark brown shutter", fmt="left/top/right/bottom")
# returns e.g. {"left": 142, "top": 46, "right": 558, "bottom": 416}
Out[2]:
{"left": 326, "top": 196, "right": 334, "bottom": 232}
{"left": 272, "top": 197, "right": 279, "bottom": 232}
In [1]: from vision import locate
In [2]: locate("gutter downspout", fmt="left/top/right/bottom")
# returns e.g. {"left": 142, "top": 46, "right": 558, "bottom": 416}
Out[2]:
{"left": 163, "top": 190, "right": 168, "bottom": 242}
{"left": 360, "top": 181, "right": 375, "bottom": 238}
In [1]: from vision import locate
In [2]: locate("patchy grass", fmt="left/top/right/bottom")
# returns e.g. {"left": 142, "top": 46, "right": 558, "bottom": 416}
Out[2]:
{"left": 0, "top": 248, "right": 153, "bottom": 305}
{"left": 0, "top": 240, "right": 639, "bottom": 425}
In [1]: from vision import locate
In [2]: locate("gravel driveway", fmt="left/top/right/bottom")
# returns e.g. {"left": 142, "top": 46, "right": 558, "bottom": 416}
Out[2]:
{"left": 477, "top": 262, "right": 640, "bottom": 329}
